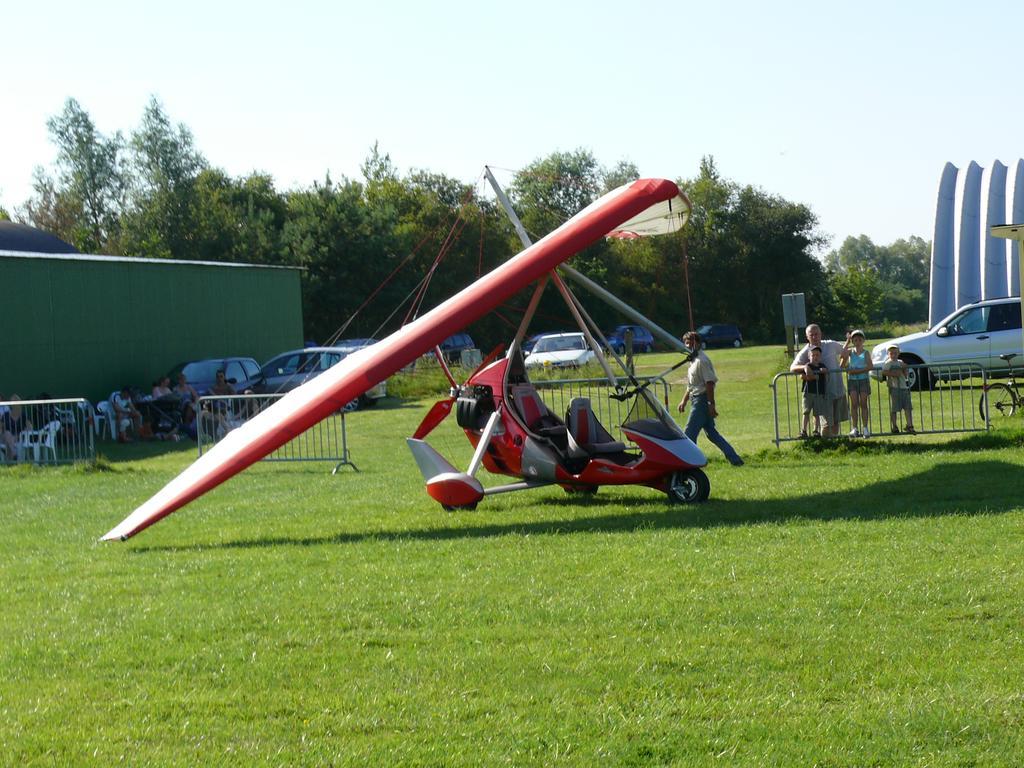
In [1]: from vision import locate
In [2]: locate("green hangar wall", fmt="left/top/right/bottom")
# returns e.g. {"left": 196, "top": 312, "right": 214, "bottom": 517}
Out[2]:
{"left": 1, "top": 252, "right": 304, "bottom": 403}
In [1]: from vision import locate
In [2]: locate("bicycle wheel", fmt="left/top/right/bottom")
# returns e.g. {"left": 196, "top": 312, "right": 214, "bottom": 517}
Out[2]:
{"left": 979, "top": 383, "right": 1017, "bottom": 420}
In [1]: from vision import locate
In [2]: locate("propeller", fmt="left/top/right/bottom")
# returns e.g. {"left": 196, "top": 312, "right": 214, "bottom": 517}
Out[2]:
{"left": 411, "top": 344, "right": 505, "bottom": 439}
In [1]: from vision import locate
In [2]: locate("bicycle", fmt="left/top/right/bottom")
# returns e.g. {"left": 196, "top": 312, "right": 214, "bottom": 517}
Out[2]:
{"left": 979, "top": 353, "right": 1021, "bottom": 419}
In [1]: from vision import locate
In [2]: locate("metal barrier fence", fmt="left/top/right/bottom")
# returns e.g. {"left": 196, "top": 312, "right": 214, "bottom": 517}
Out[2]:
{"left": 770, "top": 363, "right": 990, "bottom": 445}
{"left": 0, "top": 397, "right": 96, "bottom": 465}
{"left": 531, "top": 376, "right": 671, "bottom": 446}
{"left": 197, "top": 393, "right": 355, "bottom": 473}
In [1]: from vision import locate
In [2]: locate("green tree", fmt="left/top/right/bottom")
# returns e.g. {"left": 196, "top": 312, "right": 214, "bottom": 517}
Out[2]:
{"left": 0, "top": 205, "right": 10, "bottom": 221}
{"left": 190, "top": 169, "right": 288, "bottom": 264}
{"left": 825, "top": 234, "right": 929, "bottom": 324}
{"left": 827, "top": 265, "right": 884, "bottom": 329}
{"left": 677, "top": 157, "right": 827, "bottom": 341}
{"left": 601, "top": 160, "right": 640, "bottom": 192}
{"left": 121, "top": 97, "right": 207, "bottom": 259}
{"left": 25, "top": 98, "right": 126, "bottom": 252}
{"left": 510, "top": 149, "right": 602, "bottom": 239}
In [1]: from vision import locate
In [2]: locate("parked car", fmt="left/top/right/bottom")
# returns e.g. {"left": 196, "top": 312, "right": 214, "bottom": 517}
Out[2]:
{"left": 334, "top": 337, "right": 379, "bottom": 352}
{"left": 524, "top": 332, "right": 596, "bottom": 368}
{"left": 521, "top": 333, "right": 551, "bottom": 354}
{"left": 605, "top": 324, "right": 654, "bottom": 354}
{"left": 696, "top": 323, "right": 743, "bottom": 348}
{"left": 254, "top": 347, "right": 388, "bottom": 407}
{"left": 168, "top": 357, "right": 262, "bottom": 396}
{"left": 870, "top": 296, "right": 1023, "bottom": 389}
{"left": 437, "top": 332, "right": 476, "bottom": 360}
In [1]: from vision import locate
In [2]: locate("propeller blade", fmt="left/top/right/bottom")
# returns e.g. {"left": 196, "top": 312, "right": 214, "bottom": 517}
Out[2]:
{"left": 412, "top": 398, "right": 456, "bottom": 439}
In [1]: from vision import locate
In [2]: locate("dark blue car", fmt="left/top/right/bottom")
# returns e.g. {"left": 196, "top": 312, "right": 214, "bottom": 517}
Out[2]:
{"left": 605, "top": 324, "right": 655, "bottom": 354}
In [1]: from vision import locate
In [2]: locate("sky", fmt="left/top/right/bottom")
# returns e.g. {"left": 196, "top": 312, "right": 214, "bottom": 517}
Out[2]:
{"left": 3, "top": 0, "right": 1022, "bottom": 252}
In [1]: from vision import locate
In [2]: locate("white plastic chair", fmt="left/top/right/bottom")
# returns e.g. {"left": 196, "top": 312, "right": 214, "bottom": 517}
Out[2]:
{"left": 96, "top": 400, "right": 117, "bottom": 440}
{"left": 18, "top": 420, "right": 62, "bottom": 463}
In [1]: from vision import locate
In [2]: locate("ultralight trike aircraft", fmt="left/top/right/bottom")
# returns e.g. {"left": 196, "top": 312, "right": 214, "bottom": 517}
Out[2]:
{"left": 103, "top": 175, "right": 711, "bottom": 542}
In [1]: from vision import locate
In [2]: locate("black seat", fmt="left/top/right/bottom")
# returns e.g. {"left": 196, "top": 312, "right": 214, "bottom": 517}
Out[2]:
{"left": 565, "top": 397, "right": 626, "bottom": 457}
{"left": 999, "top": 353, "right": 1018, "bottom": 363}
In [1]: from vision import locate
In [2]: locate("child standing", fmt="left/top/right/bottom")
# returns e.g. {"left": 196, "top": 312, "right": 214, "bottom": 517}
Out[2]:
{"left": 800, "top": 346, "right": 830, "bottom": 437}
{"left": 842, "top": 329, "right": 873, "bottom": 437}
{"left": 880, "top": 344, "right": 915, "bottom": 434}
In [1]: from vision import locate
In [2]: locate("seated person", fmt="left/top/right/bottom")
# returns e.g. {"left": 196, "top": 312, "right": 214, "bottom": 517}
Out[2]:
{"left": 173, "top": 373, "right": 199, "bottom": 432}
{"left": 201, "top": 370, "right": 237, "bottom": 440}
{"left": 112, "top": 386, "right": 143, "bottom": 443}
{"left": 211, "top": 369, "right": 236, "bottom": 397}
{"left": 152, "top": 376, "right": 175, "bottom": 400}
{"left": 1, "top": 394, "right": 32, "bottom": 462}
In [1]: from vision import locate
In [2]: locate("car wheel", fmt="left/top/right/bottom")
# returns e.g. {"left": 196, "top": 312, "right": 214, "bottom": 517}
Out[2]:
{"left": 899, "top": 354, "right": 932, "bottom": 391}
{"left": 666, "top": 469, "right": 710, "bottom": 504}
{"left": 733, "top": 339, "right": 742, "bottom": 348}
{"left": 343, "top": 399, "right": 360, "bottom": 412}
{"left": 979, "top": 383, "right": 1017, "bottom": 419}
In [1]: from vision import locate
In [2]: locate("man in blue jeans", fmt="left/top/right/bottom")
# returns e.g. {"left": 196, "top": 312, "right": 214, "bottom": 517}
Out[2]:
{"left": 676, "top": 331, "right": 744, "bottom": 466}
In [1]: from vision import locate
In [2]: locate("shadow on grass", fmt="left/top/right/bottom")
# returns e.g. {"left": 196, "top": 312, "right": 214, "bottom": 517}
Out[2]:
{"left": 790, "top": 429, "right": 1024, "bottom": 456}
{"left": 94, "top": 439, "right": 198, "bottom": 464}
{"left": 131, "top": 459, "right": 1024, "bottom": 554}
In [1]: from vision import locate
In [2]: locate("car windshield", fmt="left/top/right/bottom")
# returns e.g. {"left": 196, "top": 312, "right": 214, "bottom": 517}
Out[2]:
{"left": 696, "top": 325, "right": 713, "bottom": 335}
{"left": 534, "top": 335, "right": 586, "bottom": 353}
{"left": 183, "top": 361, "right": 225, "bottom": 382}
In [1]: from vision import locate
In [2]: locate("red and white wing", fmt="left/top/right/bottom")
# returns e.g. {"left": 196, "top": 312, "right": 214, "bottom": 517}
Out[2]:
{"left": 102, "top": 179, "right": 689, "bottom": 540}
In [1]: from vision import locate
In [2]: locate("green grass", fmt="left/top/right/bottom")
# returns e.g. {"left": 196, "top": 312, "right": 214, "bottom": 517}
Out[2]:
{"left": 3, "top": 343, "right": 1024, "bottom": 766}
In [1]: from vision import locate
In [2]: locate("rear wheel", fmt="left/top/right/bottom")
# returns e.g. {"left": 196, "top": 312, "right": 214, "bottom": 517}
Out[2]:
{"left": 666, "top": 469, "right": 710, "bottom": 504}
{"left": 732, "top": 339, "right": 742, "bottom": 348}
{"left": 343, "top": 399, "right": 360, "bottom": 413}
{"left": 442, "top": 502, "right": 478, "bottom": 511}
{"left": 979, "top": 383, "right": 1017, "bottom": 420}
{"left": 564, "top": 485, "right": 598, "bottom": 496}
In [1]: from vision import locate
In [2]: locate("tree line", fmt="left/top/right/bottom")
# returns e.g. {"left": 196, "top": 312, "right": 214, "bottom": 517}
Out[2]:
{"left": 12, "top": 97, "right": 931, "bottom": 349}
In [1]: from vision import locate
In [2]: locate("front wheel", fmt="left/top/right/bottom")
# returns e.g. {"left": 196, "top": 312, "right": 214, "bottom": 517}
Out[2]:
{"left": 979, "top": 383, "right": 1017, "bottom": 420}
{"left": 900, "top": 355, "right": 932, "bottom": 391}
{"left": 733, "top": 339, "right": 742, "bottom": 348}
{"left": 666, "top": 468, "right": 710, "bottom": 504}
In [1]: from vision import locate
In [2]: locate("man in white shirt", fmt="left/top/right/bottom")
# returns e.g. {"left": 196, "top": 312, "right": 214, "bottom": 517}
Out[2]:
{"left": 677, "top": 331, "right": 743, "bottom": 466}
{"left": 790, "top": 324, "right": 850, "bottom": 436}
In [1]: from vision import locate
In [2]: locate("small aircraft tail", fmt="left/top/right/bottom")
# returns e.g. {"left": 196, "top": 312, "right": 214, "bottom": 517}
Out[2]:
{"left": 406, "top": 438, "right": 485, "bottom": 508}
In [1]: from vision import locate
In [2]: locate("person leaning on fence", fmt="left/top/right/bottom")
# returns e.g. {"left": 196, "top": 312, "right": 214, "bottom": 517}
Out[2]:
{"left": 880, "top": 344, "right": 915, "bottom": 434}
{"left": 676, "top": 331, "right": 744, "bottom": 466}
{"left": 201, "top": 370, "right": 237, "bottom": 440}
{"left": 799, "top": 346, "right": 830, "bottom": 437}
{"left": 112, "top": 386, "right": 142, "bottom": 443}
{"left": 841, "top": 329, "right": 873, "bottom": 437}
{"left": 790, "top": 324, "right": 850, "bottom": 436}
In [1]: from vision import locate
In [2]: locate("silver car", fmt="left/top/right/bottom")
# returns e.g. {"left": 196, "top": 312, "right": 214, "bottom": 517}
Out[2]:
{"left": 256, "top": 347, "right": 387, "bottom": 408}
{"left": 871, "top": 296, "right": 1022, "bottom": 388}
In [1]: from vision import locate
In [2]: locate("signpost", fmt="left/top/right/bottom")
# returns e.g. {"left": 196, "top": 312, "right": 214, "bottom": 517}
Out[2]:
{"left": 781, "top": 292, "right": 807, "bottom": 355}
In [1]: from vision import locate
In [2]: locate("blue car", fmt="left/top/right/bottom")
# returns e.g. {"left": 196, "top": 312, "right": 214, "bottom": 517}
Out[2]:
{"left": 605, "top": 324, "right": 655, "bottom": 354}
{"left": 168, "top": 357, "right": 262, "bottom": 396}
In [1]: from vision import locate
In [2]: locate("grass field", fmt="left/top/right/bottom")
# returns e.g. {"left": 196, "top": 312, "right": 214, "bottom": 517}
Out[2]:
{"left": 4, "top": 343, "right": 1024, "bottom": 766}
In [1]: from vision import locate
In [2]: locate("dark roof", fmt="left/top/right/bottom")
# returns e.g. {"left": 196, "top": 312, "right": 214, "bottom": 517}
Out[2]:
{"left": 0, "top": 221, "right": 78, "bottom": 254}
